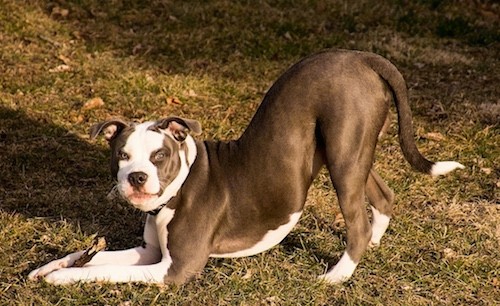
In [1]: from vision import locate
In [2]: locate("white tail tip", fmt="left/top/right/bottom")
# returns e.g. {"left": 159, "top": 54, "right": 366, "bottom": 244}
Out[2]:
{"left": 431, "top": 161, "right": 465, "bottom": 176}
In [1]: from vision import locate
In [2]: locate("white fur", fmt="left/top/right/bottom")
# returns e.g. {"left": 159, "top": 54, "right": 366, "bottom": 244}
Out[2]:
{"left": 431, "top": 161, "right": 465, "bottom": 176}
{"left": 318, "top": 252, "right": 358, "bottom": 283}
{"left": 118, "top": 122, "right": 164, "bottom": 193}
{"left": 370, "top": 206, "right": 390, "bottom": 246}
{"left": 211, "top": 211, "right": 302, "bottom": 258}
{"left": 147, "top": 208, "right": 176, "bottom": 265}
{"left": 43, "top": 259, "right": 171, "bottom": 284}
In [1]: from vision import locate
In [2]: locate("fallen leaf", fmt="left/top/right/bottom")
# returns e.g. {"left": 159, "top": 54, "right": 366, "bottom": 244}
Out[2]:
{"left": 263, "top": 296, "right": 280, "bottom": 306}
{"left": 242, "top": 269, "right": 253, "bottom": 279}
{"left": 443, "top": 248, "right": 457, "bottom": 259}
{"left": 186, "top": 89, "right": 197, "bottom": 97}
{"left": 423, "top": 132, "right": 445, "bottom": 141}
{"left": 70, "top": 113, "right": 84, "bottom": 123}
{"left": 58, "top": 54, "right": 71, "bottom": 65}
{"left": 132, "top": 43, "right": 143, "bottom": 55}
{"left": 493, "top": 277, "right": 499, "bottom": 287}
{"left": 480, "top": 168, "right": 492, "bottom": 175}
{"left": 51, "top": 6, "right": 69, "bottom": 18}
{"left": 83, "top": 97, "right": 104, "bottom": 110}
{"left": 49, "top": 64, "right": 71, "bottom": 73}
{"left": 333, "top": 213, "right": 345, "bottom": 228}
{"left": 166, "top": 96, "right": 182, "bottom": 105}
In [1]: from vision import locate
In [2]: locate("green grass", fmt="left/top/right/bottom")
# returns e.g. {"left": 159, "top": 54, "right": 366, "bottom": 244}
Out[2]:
{"left": 1, "top": 0, "right": 499, "bottom": 305}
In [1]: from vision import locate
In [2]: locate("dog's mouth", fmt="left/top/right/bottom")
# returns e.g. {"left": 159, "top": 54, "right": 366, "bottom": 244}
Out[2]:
{"left": 126, "top": 191, "right": 159, "bottom": 202}
{"left": 114, "top": 180, "right": 166, "bottom": 211}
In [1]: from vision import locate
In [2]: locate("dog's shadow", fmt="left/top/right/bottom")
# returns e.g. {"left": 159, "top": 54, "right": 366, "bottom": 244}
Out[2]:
{"left": 281, "top": 230, "right": 344, "bottom": 271}
{"left": 0, "top": 107, "right": 144, "bottom": 249}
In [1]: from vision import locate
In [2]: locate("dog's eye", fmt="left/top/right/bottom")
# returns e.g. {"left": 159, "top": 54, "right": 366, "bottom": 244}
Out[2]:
{"left": 154, "top": 151, "right": 166, "bottom": 162}
{"left": 117, "top": 151, "right": 129, "bottom": 161}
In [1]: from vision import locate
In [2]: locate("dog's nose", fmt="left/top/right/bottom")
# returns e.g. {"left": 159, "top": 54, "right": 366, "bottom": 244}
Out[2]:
{"left": 128, "top": 172, "right": 148, "bottom": 187}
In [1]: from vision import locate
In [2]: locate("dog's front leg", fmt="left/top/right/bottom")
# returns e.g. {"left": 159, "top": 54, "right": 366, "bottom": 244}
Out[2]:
{"left": 28, "top": 250, "right": 84, "bottom": 281}
{"left": 84, "top": 244, "right": 162, "bottom": 266}
{"left": 43, "top": 257, "right": 171, "bottom": 285}
{"left": 28, "top": 243, "right": 162, "bottom": 282}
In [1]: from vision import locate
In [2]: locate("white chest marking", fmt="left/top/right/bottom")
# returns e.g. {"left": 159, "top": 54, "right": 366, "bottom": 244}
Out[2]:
{"left": 155, "top": 208, "right": 176, "bottom": 259}
{"left": 211, "top": 211, "right": 302, "bottom": 258}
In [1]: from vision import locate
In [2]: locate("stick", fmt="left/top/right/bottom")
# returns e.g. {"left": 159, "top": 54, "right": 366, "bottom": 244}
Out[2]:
{"left": 71, "top": 237, "right": 107, "bottom": 267}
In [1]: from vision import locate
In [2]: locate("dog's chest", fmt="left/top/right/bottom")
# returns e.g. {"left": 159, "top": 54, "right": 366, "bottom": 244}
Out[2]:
{"left": 154, "top": 208, "right": 175, "bottom": 256}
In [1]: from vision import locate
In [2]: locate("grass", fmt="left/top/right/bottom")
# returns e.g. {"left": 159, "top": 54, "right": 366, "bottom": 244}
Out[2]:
{"left": 0, "top": 0, "right": 499, "bottom": 305}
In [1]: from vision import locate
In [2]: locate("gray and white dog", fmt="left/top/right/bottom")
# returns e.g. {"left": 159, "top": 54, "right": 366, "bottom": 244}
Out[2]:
{"left": 29, "top": 49, "right": 463, "bottom": 285}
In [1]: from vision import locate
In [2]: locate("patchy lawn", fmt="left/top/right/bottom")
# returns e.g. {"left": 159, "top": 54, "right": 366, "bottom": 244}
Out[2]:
{"left": 0, "top": 0, "right": 498, "bottom": 305}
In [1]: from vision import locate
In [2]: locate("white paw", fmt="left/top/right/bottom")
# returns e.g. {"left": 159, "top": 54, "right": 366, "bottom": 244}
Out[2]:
{"left": 318, "top": 252, "right": 357, "bottom": 284}
{"left": 29, "top": 259, "right": 69, "bottom": 281}
{"left": 368, "top": 241, "right": 380, "bottom": 248}
{"left": 28, "top": 251, "right": 84, "bottom": 281}
{"left": 370, "top": 206, "right": 390, "bottom": 247}
{"left": 318, "top": 272, "right": 350, "bottom": 284}
{"left": 44, "top": 268, "right": 82, "bottom": 285}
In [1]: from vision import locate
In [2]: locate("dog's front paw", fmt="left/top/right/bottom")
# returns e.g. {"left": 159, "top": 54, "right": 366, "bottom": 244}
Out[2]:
{"left": 28, "top": 251, "right": 84, "bottom": 281}
{"left": 29, "top": 259, "right": 69, "bottom": 281}
{"left": 44, "top": 268, "right": 82, "bottom": 285}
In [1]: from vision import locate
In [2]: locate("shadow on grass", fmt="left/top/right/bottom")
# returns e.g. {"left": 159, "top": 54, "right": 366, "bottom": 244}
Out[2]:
{"left": 37, "top": 0, "right": 347, "bottom": 72}
{"left": 0, "top": 106, "right": 144, "bottom": 245}
{"left": 36, "top": 0, "right": 498, "bottom": 74}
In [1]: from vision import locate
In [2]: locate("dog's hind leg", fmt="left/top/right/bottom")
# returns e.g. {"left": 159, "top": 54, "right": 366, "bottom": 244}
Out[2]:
{"left": 318, "top": 148, "right": 374, "bottom": 283}
{"left": 366, "top": 169, "right": 394, "bottom": 247}
{"left": 319, "top": 163, "right": 372, "bottom": 283}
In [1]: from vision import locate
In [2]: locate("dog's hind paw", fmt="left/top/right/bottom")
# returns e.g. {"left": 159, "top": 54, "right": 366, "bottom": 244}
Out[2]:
{"left": 318, "top": 252, "right": 358, "bottom": 284}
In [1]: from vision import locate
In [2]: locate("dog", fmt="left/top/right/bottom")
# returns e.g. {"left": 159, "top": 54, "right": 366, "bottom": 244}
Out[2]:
{"left": 29, "top": 49, "right": 464, "bottom": 285}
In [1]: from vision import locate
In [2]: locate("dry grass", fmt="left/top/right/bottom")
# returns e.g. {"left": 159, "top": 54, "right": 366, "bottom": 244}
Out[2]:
{"left": 1, "top": 0, "right": 499, "bottom": 305}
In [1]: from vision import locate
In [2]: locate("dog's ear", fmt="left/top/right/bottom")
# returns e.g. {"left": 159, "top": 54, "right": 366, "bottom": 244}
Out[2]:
{"left": 156, "top": 116, "right": 202, "bottom": 142}
{"left": 90, "top": 119, "right": 129, "bottom": 142}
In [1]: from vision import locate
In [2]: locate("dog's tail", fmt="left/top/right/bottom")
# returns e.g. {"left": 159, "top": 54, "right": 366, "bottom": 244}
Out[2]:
{"left": 362, "top": 53, "right": 464, "bottom": 176}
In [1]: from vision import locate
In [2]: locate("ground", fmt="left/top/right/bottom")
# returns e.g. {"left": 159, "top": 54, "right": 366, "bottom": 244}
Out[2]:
{"left": 0, "top": 0, "right": 499, "bottom": 305}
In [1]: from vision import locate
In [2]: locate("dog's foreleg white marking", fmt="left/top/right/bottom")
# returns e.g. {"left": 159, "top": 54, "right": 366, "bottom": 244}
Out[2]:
{"left": 28, "top": 251, "right": 84, "bottom": 280}
{"left": 83, "top": 245, "right": 161, "bottom": 266}
{"left": 318, "top": 252, "right": 358, "bottom": 284}
{"left": 369, "top": 206, "right": 390, "bottom": 247}
{"left": 431, "top": 161, "right": 465, "bottom": 176}
{"left": 153, "top": 207, "right": 176, "bottom": 266}
{"left": 44, "top": 259, "right": 172, "bottom": 285}
{"left": 28, "top": 245, "right": 162, "bottom": 281}
{"left": 211, "top": 211, "right": 302, "bottom": 258}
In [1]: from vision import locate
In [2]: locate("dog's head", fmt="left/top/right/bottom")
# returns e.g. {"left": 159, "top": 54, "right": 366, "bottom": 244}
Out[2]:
{"left": 90, "top": 117, "right": 201, "bottom": 212}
